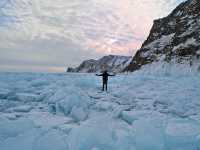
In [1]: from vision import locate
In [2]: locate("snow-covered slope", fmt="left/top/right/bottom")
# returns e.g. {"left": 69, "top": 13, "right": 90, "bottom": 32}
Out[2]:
{"left": 67, "top": 55, "right": 132, "bottom": 73}
{"left": 0, "top": 67, "right": 200, "bottom": 150}
{"left": 126, "top": 0, "right": 200, "bottom": 71}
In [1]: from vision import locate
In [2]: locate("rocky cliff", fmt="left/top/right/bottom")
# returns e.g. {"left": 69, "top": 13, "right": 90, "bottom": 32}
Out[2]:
{"left": 67, "top": 55, "right": 132, "bottom": 73}
{"left": 125, "top": 0, "right": 200, "bottom": 71}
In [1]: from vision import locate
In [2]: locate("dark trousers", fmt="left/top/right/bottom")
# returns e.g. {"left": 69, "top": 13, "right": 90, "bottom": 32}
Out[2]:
{"left": 102, "top": 82, "right": 107, "bottom": 91}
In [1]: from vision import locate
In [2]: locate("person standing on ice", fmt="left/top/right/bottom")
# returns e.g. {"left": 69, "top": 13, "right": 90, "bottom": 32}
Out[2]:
{"left": 96, "top": 70, "right": 115, "bottom": 91}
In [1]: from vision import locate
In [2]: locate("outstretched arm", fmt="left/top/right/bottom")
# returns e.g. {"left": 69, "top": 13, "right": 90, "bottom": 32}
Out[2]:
{"left": 108, "top": 73, "right": 116, "bottom": 76}
{"left": 96, "top": 73, "right": 103, "bottom": 76}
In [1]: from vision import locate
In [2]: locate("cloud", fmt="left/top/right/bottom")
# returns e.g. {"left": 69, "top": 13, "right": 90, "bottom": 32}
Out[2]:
{"left": 0, "top": 0, "right": 185, "bottom": 72}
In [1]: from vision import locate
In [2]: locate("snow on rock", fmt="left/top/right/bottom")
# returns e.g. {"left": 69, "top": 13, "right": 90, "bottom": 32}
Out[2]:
{"left": 143, "top": 33, "right": 175, "bottom": 52}
{"left": 196, "top": 50, "right": 200, "bottom": 55}
{"left": 126, "top": 0, "right": 200, "bottom": 72}
{"left": 67, "top": 55, "right": 132, "bottom": 73}
{"left": 172, "top": 37, "right": 199, "bottom": 51}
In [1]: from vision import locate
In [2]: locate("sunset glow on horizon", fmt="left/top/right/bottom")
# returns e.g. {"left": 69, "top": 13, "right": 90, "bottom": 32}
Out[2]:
{"left": 0, "top": 0, "right": 185, "bottom": 72}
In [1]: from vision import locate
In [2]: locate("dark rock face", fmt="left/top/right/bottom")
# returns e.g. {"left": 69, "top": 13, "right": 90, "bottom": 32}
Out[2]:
{"left": 67, "top": 55, "right": 132, "bottom": 73}
{"left": 66, "top": 67, "right": 76, "bottom": 72}
{"left": 126, "top": 0, "right": 200, "bottom": 71}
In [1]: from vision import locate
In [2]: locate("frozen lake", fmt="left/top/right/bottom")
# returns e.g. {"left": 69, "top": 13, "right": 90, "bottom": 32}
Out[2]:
{"left": 0, "top": 68, "right": 200, "bottom": 150}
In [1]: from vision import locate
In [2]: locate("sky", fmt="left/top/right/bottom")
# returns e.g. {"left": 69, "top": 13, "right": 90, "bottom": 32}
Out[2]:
{"left": 0, "top": 0, "right": 185, "bottom": 72}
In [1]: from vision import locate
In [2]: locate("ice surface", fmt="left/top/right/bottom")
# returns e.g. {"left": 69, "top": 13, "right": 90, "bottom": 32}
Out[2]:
{"left": 33, "top": 129, "right": 69, "bottom": 150}
{"left": 133, "top": 118, "right": 165, "bottom": 150}
{"left": 121, "top": 110, "right": 151, "bottom": 124}
{"left": 70, "top": 106, "right": 88, "bottom": 121}
{"left": 16, "top": 93, "right": 38, "bottom": 102}
{"left": 0, "top": 68, "right": 200, "bottom": 150}
{"left": 12, "top": 105, "right": 33, "bottom": 112}
{"left": 165, "top": 119, "right": 200, "bottom": 149}
{"left": 67, "top": 113, "right": 135, "bottom": 150}
{"left": 0, "top": 117, "right": 36, "bottom": 140}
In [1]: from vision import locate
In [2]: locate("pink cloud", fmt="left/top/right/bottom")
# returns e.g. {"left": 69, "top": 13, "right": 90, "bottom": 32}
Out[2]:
{"left": 85, "top": 0, "right": 185, "bottom": 55}
{"left": 0, "top": 0, "right": 185, "bottom": 72}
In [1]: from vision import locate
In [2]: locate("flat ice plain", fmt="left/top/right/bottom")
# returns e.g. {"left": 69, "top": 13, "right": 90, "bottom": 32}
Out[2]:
{"left": 0, "top": 64, "right": 200, "bottom": 150}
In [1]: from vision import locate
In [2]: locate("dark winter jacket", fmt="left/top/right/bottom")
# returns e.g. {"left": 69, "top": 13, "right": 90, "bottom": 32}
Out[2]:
{"left": 96, "top": 71, "right": 115, "bottom": 83}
